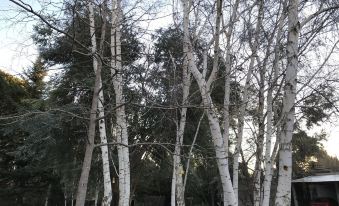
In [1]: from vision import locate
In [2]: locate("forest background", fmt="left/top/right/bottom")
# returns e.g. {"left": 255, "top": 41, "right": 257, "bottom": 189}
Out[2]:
{"left": 0, "top": 0, "right": 339, "bottom": 206}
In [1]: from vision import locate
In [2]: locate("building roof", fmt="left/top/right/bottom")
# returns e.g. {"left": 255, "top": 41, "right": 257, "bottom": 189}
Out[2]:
{"left": 293, "top": 173, "right": 339, "bottom": 183}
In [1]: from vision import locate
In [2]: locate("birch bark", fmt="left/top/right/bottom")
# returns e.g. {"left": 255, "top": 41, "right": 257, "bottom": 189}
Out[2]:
{"left": 222, "top": 0, "right": 240, "bottom": 165}
{"left": 44, "top": 184, "right": 51, "bottom": 206}
{"left": 171, "top": 163, "right": 177, "bottom": 206}
{"left": 233, "top": 1, "right": 263, "bottom": 203}
{"left": 220, "top": 0, "right": 239, "bottom": 199}
{"left": 110, "top": 0, "right": 131, "bottom": 205}
{"left": 75, "top": 44, "right": 102, "bottom": 206}
{"left": 253, "top": 59, "right": 265, "bottom": 206}
{"left": 181, "top": 1, "right": 236, "bottom": 205}
{"left": 221, "top": 0, "right": 240, "bottom": 201}
{"left": 252, "top": 3, "right": 285, "bottom": 202}
{"left": 171, "top": 55, "right": 191, "bottom": 206}
{"left": 274, "top": 0, "right": 299, "bottom": 205}
{"left": 88, "top": 2, "right": 113, "bottom": 205}
{"left": 261, "top": 3, "right": 286, "bottom": 205}
{"left": 64, "top": 192, "right": 67, "bottom": 206}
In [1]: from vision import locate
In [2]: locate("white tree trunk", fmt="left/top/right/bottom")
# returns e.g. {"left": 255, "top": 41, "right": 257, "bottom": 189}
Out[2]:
{"left": 261, "top": 91, "right": 274, "bottom": 206}
{"left": 171, "top": 162, "right": 177, "bottom": 206}
{"left": 171, "top": 106, "right": 186, "bottom": 206}
{"left": 88, "top": 2, "right": 113, "bottom": 206}
{"left": 233, "top": 1, "right": 263, "bottom": 203}
{"left": 171, "top": 58, "right": 191, "bottom": 206}
{"left": 253, "top": 1, "right": 285, "bottom": 202}
{"left": 64, "top": 192, "right": 67, "bottom": 206}
{"left": 221, "top": 0, "right": 240, "bottom": 202}
{"left": 178, "top": 68, "right": 191, "bottom": 206}
{"left": 222, "top": 0, "right": 240, "bottom": 162}
{"left": 184, "top": 113, "right": 204, "bottom": 188}
{"left": 111, "top": 0, "right": 130, "bottom": 205}
{"left": 261, "top": 3, "right": 286, "bottom": 205}
{"left": 221, "top": 0, "right": 240, "bottom": 203}
{"left": 206, "top": 0, "right": 222, "bottom": 90}
{"left": 75, "top": 31, "right": 103, "bottom": 206}
{"left": 274, "top": 0, "right": 299, "bottom": 205}
{"left": 181, "top": 1, "right": 236, "bottom": 205}
{"left": 253, "top": 64, "right": 265, "bottom": 206}
{"left": 45, "top": 184, "right": 51, "bottom": 206}
{"left": 95, "top": 186, "right": 99, "bottom": 206}
{"left": 175, "top": 150, "right": 185, "bottom": 206}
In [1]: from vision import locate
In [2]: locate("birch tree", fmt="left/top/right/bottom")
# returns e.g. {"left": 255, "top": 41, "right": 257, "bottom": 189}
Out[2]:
{"left": 0, "top": 6, "right": 111, "bottom": 205}
{"left": 233, "top": 1, "right": 264, "bottom": 203}
{"left": 261, "top": 2, "right": 287, "bottom": 205}
{"left": 274, "top": 0, "right": 299, "bottom": 204}
{"left": 88, "top": 1, "right": 112, "bottom": 205}
{"left": 75, "top": 48, "right": 103, "bottom": 206}
{"left": 181, "top": 0, "right": 236, "bottom": 205}
{"left": 110, "top": 0, "right": 131, "bottom": 205}
{"left": 171, "top": 51, "right": 191, "bottom": 206}
{"left": 222, "top": 0, "right": 240, "bottom": 170}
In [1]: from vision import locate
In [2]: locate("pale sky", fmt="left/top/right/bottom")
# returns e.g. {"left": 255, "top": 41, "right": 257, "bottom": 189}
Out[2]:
{"left": 317, "top": 123, "right": 339, "bottom": 158}
{"left": 0, "top": 0, "right": 338, "bottom": 158}
{"left": 0, "top": 0, "right": 38, "bottom": 75}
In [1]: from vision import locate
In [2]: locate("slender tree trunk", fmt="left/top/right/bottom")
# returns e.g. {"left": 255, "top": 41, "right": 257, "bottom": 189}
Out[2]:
{"left": 184, "top": 113, "right": 204, "bottom": 188}
{"left": 221, "top": 1, "right": 240, "bottom": 203}
{"left": 98, "top": 83, "right": 112, "bottom": 206}
{"left": 261, "top": 3, "right": 286, "bottom": 205}
{"left": 75, "top": 55, "right": 102, "bottom": 205}
{"left": 171, "top": 162, "right": 177, "bottom": 206}
{"left": 75, "top": 6, "right": 105, "bottom": 201}
{"left": 222, "top": 0, "right": 240, "bottom": 164}
{"left": 170, "top": 22, "right": 192, "bottom": 206}
{"left": 95, "top": 186, "right": 99, "bottom": 206}
{"left": 206, "top": 0, "right": 222, "bottom": 90}
{"left": 261, "top": 92, "right": 274, "bottom": 206}
{"left": 261, "top": 87, "right": 275, "bottom": 206}
{"left": 233, "top": 1, "right": 264, "bottom": 203}
{"left": 88, "top": 2, "right": 113, "bottom": 206}
{"left": 253, "top": 61, "right": 265, "bottom": 206}
{"left": 111, "top": 1, "right": 130, "bottom": 205}
{"left": 174, "top": 132, "right": 185, "bottom": 206}
{"left": 64, "top": 193, "right": 67, "bottom": 206}
{"left": 181, "top": 1, "right": 236, "bottom": 205}
{"left": 172, "top": 71, "right": 190, "bottom": 206}
{"left": 205, "top": 101, "right": 236, "bottom": 206}
{"left": 253, "top": 2, "right": 285, "bottom": 202}
{"left": 45, "top": 184, "right": 51, "bottom": 206}
{"left": 176, "top": 72, "right": 191, "bottom": 206}
{"left": 274, "top": 0, "right": 299, "bottom": 205}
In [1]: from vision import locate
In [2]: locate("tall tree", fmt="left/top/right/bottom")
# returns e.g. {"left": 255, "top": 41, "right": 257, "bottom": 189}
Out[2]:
{"left": 181, "top": 0, "right": 236, "bottom": 205}
{"left": 75, "top": 43, "right": 102, "bottom": 206}
{"left": 87, "top": 1, "right": 113, "bottom": 205}
{"left": 274, "top": 0, "right": 299, "bottom": 204}
{"left": 110, "top": 0, "right": 131, "bottom": 205}
{"left": 232, "top": 1, "right": 264, "bottom": 203}
{"left": 171, "top": 32, "right": 191, "bottom": 206}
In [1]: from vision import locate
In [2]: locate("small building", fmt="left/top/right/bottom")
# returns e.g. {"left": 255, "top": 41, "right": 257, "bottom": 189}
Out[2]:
{"left": 292, "top": 173, "right": 339, "bottom": 206}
